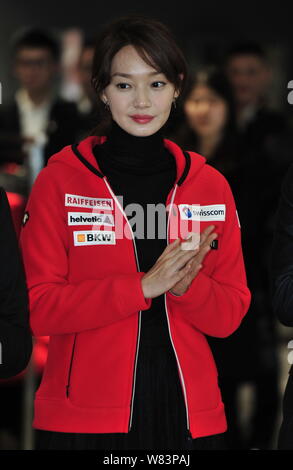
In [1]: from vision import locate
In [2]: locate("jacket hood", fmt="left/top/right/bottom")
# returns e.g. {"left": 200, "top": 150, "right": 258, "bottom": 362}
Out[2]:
{"left": 48, "top": 135, "right": 207, "bottom": 186}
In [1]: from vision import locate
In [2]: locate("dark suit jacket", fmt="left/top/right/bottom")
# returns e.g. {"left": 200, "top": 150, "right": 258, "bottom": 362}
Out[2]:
{"left": 240, "top": 106, "right": 288, "bottom": 151}
{"left": 0, "top": 187, "right": 32, "bottom": 378}
{"left": 0, "top": 97, "right": 81, "bottom": 166}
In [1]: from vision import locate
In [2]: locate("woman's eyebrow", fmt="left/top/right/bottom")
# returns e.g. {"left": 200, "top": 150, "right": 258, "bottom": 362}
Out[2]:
{"left": 111, "top": 71, "right": 163, "bottom": 78}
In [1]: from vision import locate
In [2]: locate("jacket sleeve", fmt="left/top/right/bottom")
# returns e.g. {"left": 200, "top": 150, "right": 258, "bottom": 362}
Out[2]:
{"left": 167, "top": 176, "right": 251, "bottom": 338}
{"left": 0, "top": 188, "right": 32, "bottom": 379}
{"left": 19, "top": 168, "right": 152, "bottom": 337}
{"left": 270, "top": 163, "right": 293, "bottom": 326}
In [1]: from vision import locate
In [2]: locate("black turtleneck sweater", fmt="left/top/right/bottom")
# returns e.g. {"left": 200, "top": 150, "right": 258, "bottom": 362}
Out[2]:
{"left": 93, "top": 119, "right": 177, "bottom": 347}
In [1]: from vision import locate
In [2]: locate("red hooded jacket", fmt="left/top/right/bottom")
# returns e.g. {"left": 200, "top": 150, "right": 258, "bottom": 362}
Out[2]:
{"left": 20, "top": 135, "right": 251, "bottom": 438}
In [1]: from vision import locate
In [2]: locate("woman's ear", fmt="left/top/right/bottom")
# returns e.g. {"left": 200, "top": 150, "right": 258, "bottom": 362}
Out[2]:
{"left": 100, "top": 91, "right": 107, "bottom": 105}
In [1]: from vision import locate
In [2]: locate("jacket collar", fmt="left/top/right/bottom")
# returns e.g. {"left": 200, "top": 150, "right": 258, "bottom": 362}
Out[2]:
{"left": 68, "top": 135, "right": 206, "bottom": 186}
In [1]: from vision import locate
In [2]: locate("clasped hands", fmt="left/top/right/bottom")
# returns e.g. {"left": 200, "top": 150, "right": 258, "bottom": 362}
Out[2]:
{"left": 141, "top": 225, "right": 217, "bottom": 299}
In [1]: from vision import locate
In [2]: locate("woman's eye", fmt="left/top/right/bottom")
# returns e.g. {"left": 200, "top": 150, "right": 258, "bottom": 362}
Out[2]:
{"left": 152, "top": 81, "right": 166, "bottom": 88}
{"left": 116, "top": 83, "right": 131, "bottom": 89}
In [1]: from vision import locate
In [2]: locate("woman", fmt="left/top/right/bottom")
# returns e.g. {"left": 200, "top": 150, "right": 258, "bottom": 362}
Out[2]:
{"left": 20, "top": 15, "right": 250, "bottom": 450}
{"left": 171, "top": 67, "right": 239, "bottom": 181}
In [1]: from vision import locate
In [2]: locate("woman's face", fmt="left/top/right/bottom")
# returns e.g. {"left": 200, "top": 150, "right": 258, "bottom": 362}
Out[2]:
{"left": 101, "top": 44, "right": 180, "bottom": 136}
{"left": 184, "top": 85, "right": 228, "bottom": 138}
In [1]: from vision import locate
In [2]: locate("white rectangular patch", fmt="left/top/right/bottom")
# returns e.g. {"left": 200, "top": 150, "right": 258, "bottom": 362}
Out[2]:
{"left": 73, "top": 230, "right": 116, "bottom": 246}
{"left": 179, "top": 204, "right": 226, "bottom": 221}
{"left": 68, "top": 212, "right": 114, "bottom": 226}
{"left": 65, "top": 194, "right": 113, "bottom": 210}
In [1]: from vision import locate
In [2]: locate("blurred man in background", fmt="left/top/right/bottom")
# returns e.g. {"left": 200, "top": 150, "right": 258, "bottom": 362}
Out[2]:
{"left": 225, "top": 42, "right": 287, "bottom": 149}
{"left": 221, "top": 42, "right": 292, "bottom": 448}
{"left": 0, "top": 28, "right": 80, "bottom": 191}
{"left": 0, "top": 28, "right": 81, "bottom": 450}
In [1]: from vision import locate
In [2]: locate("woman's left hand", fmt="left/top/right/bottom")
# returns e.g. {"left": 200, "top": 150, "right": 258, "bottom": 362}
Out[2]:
{"left": 169, "top": 225, "right": 217, "bottom": 296}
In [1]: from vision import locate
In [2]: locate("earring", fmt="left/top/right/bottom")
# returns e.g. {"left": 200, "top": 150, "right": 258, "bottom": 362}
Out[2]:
{"left": 104, "top": 100, "right": 110, "bottom": 111}
{"left": 173, "top": 98, "right": 177, "bottom": 109}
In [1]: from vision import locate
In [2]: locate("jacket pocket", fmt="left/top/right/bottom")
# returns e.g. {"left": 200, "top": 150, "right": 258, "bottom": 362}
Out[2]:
{"left": 66, "top": 334, "right": 77, "bottom": 397}
{"left": 66, "top": 321, "right": 136, "bottom": 409}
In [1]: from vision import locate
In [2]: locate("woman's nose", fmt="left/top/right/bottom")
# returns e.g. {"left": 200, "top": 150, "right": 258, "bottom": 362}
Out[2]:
{"left": 133, "top": 88, "right": 151, "bottom": 108}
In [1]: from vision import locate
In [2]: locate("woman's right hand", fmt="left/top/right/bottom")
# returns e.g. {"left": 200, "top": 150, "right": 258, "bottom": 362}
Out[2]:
{"left": 140, "top": 234, "right": 200, "bottom": 299}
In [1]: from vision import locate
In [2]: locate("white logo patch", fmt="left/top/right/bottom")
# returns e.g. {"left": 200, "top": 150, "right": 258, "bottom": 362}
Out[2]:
{"left": 179, "top": 204, "right": 226, "bottom": 221}
{"left": 68, "top": 212, "right": 114, "bottom": 226}
{"left": 65, "top": 194, "right": 113, "bottom": 209}
{"left": 73, "top": 230, "right": 115, "bottom": 246}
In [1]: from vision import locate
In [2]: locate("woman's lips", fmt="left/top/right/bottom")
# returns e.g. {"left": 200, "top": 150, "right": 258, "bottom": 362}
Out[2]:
{"left": 130, "top": 115, "right": 154, "bottom": 124}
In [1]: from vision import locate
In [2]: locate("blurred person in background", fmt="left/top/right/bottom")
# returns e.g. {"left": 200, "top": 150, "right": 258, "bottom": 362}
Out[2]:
{"left": 224, "top": 41, "right": 288, "bottom": 152}
{"left": 173, "top": 67, "right": 239, "bottom": 179}
{"left": 76, "top": 37, "right": 99, "bottom": 139}
{"left": 172, "top": 67, "right": 280, "bottom": 449}
{"left": 0, "top": 28, "right": 81, "bottom": 192}
{"left": 271, "top": 163, "right": 293, "bottom": 450}
{"left": 0, "top": 28, "right": 82, "bottom": 449}
{"left": 224, "top": 42, "right": 292, "bottom": 212}
{"left": 225, "top": 43, "right": 293, "bottom": 445}
{"left": 0, "top": 187, "right": 32, "bottom": 449}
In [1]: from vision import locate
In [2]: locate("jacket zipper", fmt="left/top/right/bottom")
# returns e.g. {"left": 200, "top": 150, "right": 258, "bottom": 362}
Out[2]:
{"left": 164, "top": 184, "right": 190, "bottom": 430}
{"left": 103, "top": 177, "right": 141, "bottom": 431}
{"left": 66, "top": 334, "right": 77, "bottom": 397}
